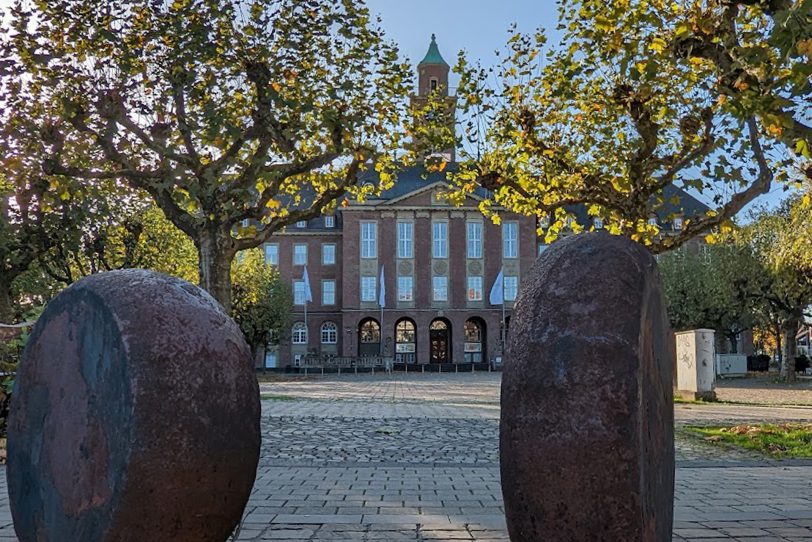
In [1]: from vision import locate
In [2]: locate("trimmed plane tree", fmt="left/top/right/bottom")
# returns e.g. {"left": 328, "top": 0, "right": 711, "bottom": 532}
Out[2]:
{"left": 450, "top": 0, "right": 811, "bottom": 250}
{"left": 1, "top": 0, "right": 411, "bottom": 310}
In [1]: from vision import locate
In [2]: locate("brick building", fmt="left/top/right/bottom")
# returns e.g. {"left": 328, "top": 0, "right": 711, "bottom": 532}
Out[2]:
{"left": 262, "top": 35, "right": 707, "bottom": 370}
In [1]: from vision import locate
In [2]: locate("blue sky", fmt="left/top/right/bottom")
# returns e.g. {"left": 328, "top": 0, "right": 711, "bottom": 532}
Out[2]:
{"left": 366, "top": 0, "right": 559, "bottom": 93}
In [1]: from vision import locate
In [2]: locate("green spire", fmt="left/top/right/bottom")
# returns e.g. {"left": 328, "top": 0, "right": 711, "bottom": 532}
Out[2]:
{"left": 418, "top": 34, "right": 448, "bottom": 67}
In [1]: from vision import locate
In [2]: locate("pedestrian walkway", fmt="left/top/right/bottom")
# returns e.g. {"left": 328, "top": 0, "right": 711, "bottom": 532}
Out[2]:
{"left": 2, "top": 373, "right": 812, "bottom": 540}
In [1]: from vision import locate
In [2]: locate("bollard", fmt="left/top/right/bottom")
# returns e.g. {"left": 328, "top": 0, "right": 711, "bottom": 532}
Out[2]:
{"left": 500, "top": 232, "right": 674, "bottom": 542}
{"left": 7, "top": 270, "right": 260, "bottom": 542}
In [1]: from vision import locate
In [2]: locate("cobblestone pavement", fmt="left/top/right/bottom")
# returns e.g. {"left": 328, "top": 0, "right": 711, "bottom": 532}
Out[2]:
{"left": 3, "top": 373, "right": 812, "bottom": 540}
{"left": 715, "top": 376, "right": 812, "bottom": 406}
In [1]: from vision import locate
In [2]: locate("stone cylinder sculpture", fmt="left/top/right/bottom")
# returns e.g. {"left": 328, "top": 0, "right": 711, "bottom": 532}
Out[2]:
{"left": 501, "top": 232, "right": 675, "bottom": 541}
{"left": 7, "top": 270, "right": 261, "bottom": 542}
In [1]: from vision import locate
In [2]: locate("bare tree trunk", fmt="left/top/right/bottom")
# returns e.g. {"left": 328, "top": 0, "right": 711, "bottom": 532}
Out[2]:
{"left": 780, "top": 315, "right": 801, "bottom": 382}
{"left": 196, "top": 228, "right": 235, "bottom": 312}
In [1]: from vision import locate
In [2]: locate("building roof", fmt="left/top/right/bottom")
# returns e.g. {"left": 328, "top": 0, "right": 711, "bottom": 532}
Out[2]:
{"left": 418, "top": 34, "right": 449, "bottom": 67}
{"left": 356, "top": 163, "right": 490, "bottom": 201}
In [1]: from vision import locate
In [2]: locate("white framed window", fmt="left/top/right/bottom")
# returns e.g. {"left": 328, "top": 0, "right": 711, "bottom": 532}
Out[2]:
{"left": 593, "top": 217, "right": 604, "bottom": 229}
{"left": 467, "top": 276, "right": 483, "bottom": 301}
{"left": 432, "top": 276, "right": 448, "bottom": 302}
{"left": 432, "top": 221, "right": 448, "bottom": 258}
{"left": 265, "top": 243, "right": 279, "bottom": 266}
{"left": 296, "top": 220, "right": 307, "bottom": 228}
{"left": 361, "top": 222, "right": 377, "bottom": 259}
{"left": 293, "top": 243, "right": 307, "bottom": 266}
{"left": 322, "top": 280, "right": 336, "bottom": 305}
{"left": 321, "top": 322, "right": 338, "bottom": 344}
{"left": 504, "top": 276, "right": 518, "bottom": 302}
{"left": 503, "top": 222, "right": 518, "bottom": 259}
{"left": 467, "top": 221, "right": 483, "bottom": 259}
{"left": 398, "top": 276, "right": 413, "bottom": 301}
{"left": 293, "top": 353, "right": 303, "bottom": 366}
{"left": 264, "top": 351, "right": 277, "bottom": 368}
{"left": 293, "top": 280, "right": 306, "bottom": 305}
{"left": 322, "top": 243, "right": 336, "bottom": 265}
{"left": 361, "top": 276, "right": 377, "bottom": 302}
{"left": 673, "top": 217, "right": 684, "bottom": 230}
{"left": 292, "top": 322, "right": 307, "bottom": 344}
{"left": 324, "top": 215, "right": 335, "bottom": 228}
{"left": 397, "top": 221, "right": 413, "bottom": 259}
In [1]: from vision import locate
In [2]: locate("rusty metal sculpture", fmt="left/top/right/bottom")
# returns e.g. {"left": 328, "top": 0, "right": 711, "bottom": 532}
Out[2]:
{"left": 501, "top": 232, "right": 675, "bottom": 541}
{"left": 7, "top": 270, "right": 261, "bottom": 542}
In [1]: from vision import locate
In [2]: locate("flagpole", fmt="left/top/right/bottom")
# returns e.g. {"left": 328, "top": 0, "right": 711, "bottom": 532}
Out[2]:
{"left": 501, "top": 266, "right": 506, "bottom": 355}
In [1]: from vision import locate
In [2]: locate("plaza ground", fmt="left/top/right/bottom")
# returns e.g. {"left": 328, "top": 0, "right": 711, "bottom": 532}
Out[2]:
{"left": 3, "top": 374, "right": 812, "bottom": 540}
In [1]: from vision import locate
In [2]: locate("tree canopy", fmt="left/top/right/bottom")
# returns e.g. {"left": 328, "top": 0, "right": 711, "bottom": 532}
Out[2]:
{"left": 1, "top": 0, "right": 412, "bottom": 309}
{"left": 450, "top": 0, "right": 811, "bottom": 251}
{"left": 230, "top": 248, "right": 292, "bottom": 357}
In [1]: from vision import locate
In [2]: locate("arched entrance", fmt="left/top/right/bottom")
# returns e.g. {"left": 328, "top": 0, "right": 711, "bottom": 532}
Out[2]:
{"left": 464, "top": 318, "right": 486, "bottom": 363}
{"left": 429, "top": 318, "right": 451, "bottom": 363}
{"left": 358, "top": 318, "right": 381, "bottom": 357}
{"left": 395, "top": 319, "right": 416, "bottom": 363}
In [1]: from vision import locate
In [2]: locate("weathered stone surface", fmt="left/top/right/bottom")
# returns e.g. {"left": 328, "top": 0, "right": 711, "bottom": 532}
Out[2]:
{"left": 7, "top": 269, "right": 261, "bottom": 542}
{"left": 501, "top": 232, "right": 675, "bottom": 541}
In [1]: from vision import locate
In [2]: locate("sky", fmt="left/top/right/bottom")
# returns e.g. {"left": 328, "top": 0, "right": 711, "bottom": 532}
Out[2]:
{"left": 365, "top": 0, "right": 559, "bottom": 93}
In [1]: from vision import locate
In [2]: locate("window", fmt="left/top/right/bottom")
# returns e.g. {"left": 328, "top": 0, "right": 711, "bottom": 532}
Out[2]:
{"left": 648, "top": 216, "right": 659, "bottom": 227}
{"left": 593, "top": 217, "right": 604, "bottom": 229}
{"left": 322, "top": 280, "right": 336, "bottom": 305}
{"left": 397, "top": 221, "right": 413, "bottom": 259}
{"left": 430, "top": 78, "right": 438, "bottom": 91}
{"left": 467, "top": 221, "right": 483, "bottom": 259}
{"left": 398, "top": 276, "right": 413, "bottom": 301}
{"left": 504, "top": 276, "right": 518, "bottom": 302}
{"left": 293, "top": 354, "right": 303, "bottom": 366}
{"left": 321, "top": 322, "right": 337, "bottom": 344}
{"left": 359, "top": 319, "right": 380, "bottom": 343}
{"left": 467, "top": 276, "right": 483, "bottom": 301}
{"left": 432, "top": 276, "right": 448, "bottom": 301}
{"left": 538, "top": 244, "right": 549, "bottom": 256}
{"left": 296, "top": 220, "right": 307, "bottom": 228}
{"left": 264, "top": 351, "right": 277, "bottom": 368}
{"left": 361, "top": 222, "right": 377, "bottom": 259}
{"left": 292, "top": 322, "right": 307, "bottom": 344}
{"left": 324, "top": 215, "right": 335, "bottom": 228}
{"left": 503, "top": 222, "right": 518, "bottom": 258}
{"left": 322, "top": 243, "right": 336, "bottom": 265}
{"left": 673, "top": 217, "right": 684, "bottom": 230}
{"left": 432, "top": 221, "right": 448, "bottom": 258}
{"left": 293, "top": 244, "right": 307, "bottom": 266}
{"left": 265, "top": 244, "right": 279, "bottom": 266}
{"left": 293, "top": 280, "right": 306, "bottom": 305}
{"left": 361, "top": 276, "right": 377, "bottom": 302}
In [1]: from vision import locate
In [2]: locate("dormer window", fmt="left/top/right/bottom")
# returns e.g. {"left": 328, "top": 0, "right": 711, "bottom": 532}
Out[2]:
{"left": 673, "top": 217, "right": 684, "bottom": 231}
{"left": 296, "top": 220, "right": 307, "bottom": 228}
{"left": 324, "top": 215, "right": 335, "bottom": 228}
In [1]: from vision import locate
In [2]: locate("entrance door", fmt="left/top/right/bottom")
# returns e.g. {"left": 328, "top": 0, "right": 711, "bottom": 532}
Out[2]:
{"left": 358, "top": 318, "right": 381, "bottom": 357}
{"left": 430, "top": 319, "right": 451, "bottom": 363}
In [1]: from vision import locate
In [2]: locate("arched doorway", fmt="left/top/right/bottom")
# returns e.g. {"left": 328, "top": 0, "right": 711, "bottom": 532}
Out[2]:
{"left": 430, "top": 319, "right": 451, "bottom": 363}
{"left": 395, "top": 319, "right": 417, "bottom": 363}
{"left": 358, "top": 318, "right": 381, "bottom": 357}
{"left": 464, "top": 318, "right": 486, "bottom": 363}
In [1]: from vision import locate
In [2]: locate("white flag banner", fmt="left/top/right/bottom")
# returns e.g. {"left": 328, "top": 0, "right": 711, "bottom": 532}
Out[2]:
{"left": 302, "top": 266, "right": 313, "bottom": 302}
{"left": 378, "top": 266, "right": 386, "bottom": 308}
{"left": 489, "top": 269, "right": 504, "bottom": 306}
